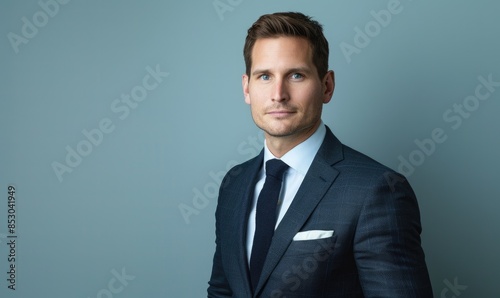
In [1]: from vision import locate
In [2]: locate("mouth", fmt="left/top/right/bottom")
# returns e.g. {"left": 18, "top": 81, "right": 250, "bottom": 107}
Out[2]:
{"left": 267, "top": 110, "right": 295, "bottom": 117}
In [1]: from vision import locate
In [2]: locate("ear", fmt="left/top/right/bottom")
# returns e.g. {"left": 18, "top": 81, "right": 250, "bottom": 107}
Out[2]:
{"left": 242, "top": 74, "right": 251, "bottom": 104}
{"left": 322, "top": 70, "right": 335, "bottom": 104}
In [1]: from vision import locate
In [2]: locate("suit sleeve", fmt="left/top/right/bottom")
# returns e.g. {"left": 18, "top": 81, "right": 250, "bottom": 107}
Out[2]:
{"left": 354, "top": 172, "right": 433, "bottom": 297}
{"left": 207, "top": 176, "right": 233, "bottom": 298}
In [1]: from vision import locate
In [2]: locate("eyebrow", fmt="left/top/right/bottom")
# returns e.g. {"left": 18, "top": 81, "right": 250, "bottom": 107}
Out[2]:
{"left": 251, "top": 67, "right": 313, "bottom": 77}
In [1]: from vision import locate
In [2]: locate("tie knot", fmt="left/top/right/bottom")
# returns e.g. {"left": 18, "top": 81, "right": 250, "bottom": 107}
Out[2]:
{"left": 265, "top": 159, "right": 289, "bottom": 180}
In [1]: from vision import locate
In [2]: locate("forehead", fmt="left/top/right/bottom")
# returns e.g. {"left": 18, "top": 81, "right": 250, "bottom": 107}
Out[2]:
{"left": 251, "top": 37, "right": 314, "bottom": 70}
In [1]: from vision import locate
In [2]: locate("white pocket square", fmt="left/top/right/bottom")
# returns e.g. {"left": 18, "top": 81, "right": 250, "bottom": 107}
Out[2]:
{"left": 293, "top": 230, "right": 334, "bottom": 241}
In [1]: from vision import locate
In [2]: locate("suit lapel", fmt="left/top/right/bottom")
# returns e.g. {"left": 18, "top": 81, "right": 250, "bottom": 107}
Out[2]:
{"left": 228, "top": 151, "right": 264, "bottom": 295}
{"left": 254, "top": 127, "right": 344, "bottom": 295}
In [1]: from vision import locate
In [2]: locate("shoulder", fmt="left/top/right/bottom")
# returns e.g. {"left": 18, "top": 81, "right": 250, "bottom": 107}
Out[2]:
{"left": 320, "top": 126, "right": 399, "bottom": 179}
{"left": 219, "top": 152, "right": 262, "bottom": 192}
{"left": 225, "top": 152, "right": 261, "bottom": 180}
{"left": 331, "top": 143, "right": 414, "bottom": 199}
{"left": 339, "top": 144, "right": 394, "bottom": 174}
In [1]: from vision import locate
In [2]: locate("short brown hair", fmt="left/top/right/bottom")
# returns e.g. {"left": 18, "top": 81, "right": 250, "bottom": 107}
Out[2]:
{"left": 243, "top": 12, "right": 329, "bottom": 78}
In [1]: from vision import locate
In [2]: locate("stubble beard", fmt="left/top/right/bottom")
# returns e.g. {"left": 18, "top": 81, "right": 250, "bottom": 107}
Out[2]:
{"left": 254, "top": 116, "right": 320, "bottom": 140}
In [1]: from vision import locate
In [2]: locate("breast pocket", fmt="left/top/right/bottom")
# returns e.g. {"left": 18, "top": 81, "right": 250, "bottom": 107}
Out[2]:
{"left": 285, "top": 234, "right": 337, "bottom": 260}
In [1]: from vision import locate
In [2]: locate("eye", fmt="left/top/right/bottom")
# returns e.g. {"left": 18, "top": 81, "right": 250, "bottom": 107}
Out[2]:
{"left": 290, "top": 73, "right": 303, "bottom": 80}
{"left": 259, "top": 74, "right": 270, "bottom": 81}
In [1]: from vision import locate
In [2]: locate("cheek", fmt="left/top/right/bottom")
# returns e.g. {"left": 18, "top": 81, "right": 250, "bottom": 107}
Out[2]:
{"left": 296, "top": 91, "right": 323, "bottom": 113}
{"left": 248, "top": 90, "right": 267, "bottom": 107}
{"left": 248, "top": 99, "right": 264, "bottom": 118}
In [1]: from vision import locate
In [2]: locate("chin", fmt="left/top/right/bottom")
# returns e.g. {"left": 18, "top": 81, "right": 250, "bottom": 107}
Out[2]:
{"left": 262, "top": 126, "right": 298, "bottom": 138}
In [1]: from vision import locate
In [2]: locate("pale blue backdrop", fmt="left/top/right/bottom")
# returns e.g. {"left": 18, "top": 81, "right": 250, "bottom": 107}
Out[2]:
{"left": 1, "top": 1, "right": 499, "bottom": 297}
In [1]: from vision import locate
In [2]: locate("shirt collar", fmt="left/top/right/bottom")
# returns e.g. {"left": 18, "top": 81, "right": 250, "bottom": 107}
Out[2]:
{"left": 263, "top": 122, "right": 326, "bottom": 175}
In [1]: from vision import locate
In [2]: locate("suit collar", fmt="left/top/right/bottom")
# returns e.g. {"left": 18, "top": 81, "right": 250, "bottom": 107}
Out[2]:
{"left": 312, "top": 125, "right": 344, "bottom": 166}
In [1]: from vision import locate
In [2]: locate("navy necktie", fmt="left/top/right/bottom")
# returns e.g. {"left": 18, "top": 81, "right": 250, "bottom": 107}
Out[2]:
{"left": 250, "top": 159, "right": 289, "bottom": 291}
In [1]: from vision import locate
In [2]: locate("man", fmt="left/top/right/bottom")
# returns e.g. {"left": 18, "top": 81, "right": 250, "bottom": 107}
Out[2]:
{"left": 208, "top": 12, "right": 433, "bottom": 297}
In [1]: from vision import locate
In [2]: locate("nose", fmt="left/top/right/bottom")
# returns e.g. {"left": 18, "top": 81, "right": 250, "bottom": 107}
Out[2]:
{"left": 272, "top": 78, "right": 289, "bottom": 102}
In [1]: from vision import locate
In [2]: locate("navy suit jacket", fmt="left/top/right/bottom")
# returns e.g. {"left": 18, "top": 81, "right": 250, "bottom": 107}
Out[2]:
{"left": 208, "top": 126, "right": 433, "bottom": 297}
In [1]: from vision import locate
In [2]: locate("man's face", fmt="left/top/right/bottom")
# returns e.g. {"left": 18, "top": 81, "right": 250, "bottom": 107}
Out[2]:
{"left": 243, "top": 37, "right": 334, "bottom": 145}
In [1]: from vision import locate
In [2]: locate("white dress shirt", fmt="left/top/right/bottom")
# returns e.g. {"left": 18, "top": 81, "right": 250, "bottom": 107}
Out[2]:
{"left": 246, "top": 123, "right": 326, "bottom": 263}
